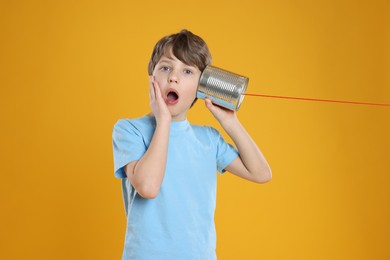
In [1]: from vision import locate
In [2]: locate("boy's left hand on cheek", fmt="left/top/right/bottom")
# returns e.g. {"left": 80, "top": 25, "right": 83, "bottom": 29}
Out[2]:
{"left": 205, "top": 98, "right": 237, "bottom": 124}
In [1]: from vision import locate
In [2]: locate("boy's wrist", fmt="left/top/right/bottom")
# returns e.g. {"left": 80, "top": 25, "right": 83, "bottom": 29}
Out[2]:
{"left": 220, "top": 116, "right": 240, "bottom": 133}
{"left": 156, "top": 119, "right": 171, "bottom": 128}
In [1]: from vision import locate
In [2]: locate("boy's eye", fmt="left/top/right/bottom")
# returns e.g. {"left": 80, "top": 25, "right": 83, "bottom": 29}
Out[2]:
{"left": 184, "top": 69, "right": 193, "bottom": 75}
{"left": 160, "top": 66, "right": 170, "bottom": 71}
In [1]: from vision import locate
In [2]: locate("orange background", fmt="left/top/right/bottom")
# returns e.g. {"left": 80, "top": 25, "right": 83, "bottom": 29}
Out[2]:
{"left": 1, "top": 0, "right": 389, "bottom": 259}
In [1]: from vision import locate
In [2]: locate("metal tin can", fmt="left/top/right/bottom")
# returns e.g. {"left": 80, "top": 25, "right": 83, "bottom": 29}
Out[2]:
{"left": 197, "top": 65, "right": 249, "bottom": 111}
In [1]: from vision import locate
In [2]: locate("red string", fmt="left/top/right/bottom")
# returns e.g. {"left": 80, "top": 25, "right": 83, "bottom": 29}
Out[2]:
{"left": 244, "top": 93, "right": 390, "bottom": 107}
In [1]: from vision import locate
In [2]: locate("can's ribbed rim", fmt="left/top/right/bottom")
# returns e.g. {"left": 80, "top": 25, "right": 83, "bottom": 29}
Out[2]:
{"left": 236, "top": 77, "right": 249, "bottom": 111}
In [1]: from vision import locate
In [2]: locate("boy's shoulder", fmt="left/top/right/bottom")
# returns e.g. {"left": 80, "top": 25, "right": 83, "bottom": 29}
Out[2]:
{"left": 113, "top": 116, "right": 155, "bottom": 134}
{"left": 190, "top": 121, "right": 220, "bottom": 131}
{"left": 191, "top": 123, "right": 214, "bottom": 132}
{"left": 190, "top": 123, "right": 222, "bottom": 141}
{"left": 116, "top": 115, "right": 153, "bottom": 125}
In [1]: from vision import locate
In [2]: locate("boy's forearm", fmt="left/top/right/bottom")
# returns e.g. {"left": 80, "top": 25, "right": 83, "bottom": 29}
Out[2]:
{"left": 221, "top": 117, "right": 272, "bottom": 181}
{"left": 131, "top": 121, "right": 170, "bottom": 198}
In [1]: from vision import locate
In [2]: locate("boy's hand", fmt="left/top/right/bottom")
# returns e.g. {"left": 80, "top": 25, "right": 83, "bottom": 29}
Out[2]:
{"left": 205, "top": 97, "right": 237, "bottom": 126}
{"left": 149, "top": 76, "right": 171, "bottom": 124}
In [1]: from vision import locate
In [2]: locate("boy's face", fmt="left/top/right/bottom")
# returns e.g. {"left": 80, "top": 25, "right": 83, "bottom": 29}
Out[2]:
{"left": 152, "top": 49, "right": 201, "bottom": 121}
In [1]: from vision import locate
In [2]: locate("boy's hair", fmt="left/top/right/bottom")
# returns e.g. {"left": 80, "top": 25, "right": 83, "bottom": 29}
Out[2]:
{"left": 148, "top": 29, "right": 212, "bottom": 76}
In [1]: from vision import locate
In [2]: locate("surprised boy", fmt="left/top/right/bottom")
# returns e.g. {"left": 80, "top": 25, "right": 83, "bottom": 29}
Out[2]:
{"left": 112, "top": 29, "right": 272, "bottom": 260}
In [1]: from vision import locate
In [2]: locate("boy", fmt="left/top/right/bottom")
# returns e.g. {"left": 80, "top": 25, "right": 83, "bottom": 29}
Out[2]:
{"left": 112, "top": 29, "right": 271, "bottom": 260}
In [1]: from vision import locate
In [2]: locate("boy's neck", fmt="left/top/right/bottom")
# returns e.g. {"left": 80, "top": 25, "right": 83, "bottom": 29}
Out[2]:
{"left": 146, "top": 112, "right": 188, "bottom": 122}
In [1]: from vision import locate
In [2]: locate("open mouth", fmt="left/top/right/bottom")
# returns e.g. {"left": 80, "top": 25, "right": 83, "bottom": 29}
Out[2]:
{"left": 166, "top": 89, "right": 179, "bottom": 104}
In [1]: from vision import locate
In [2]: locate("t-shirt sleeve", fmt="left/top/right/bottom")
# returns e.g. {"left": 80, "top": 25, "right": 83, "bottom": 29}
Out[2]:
{"left": 112, "top": 119, "right": 146, "bottom": 178}
{"left": 211, "top": 127, "right": 239, "bottom": 174}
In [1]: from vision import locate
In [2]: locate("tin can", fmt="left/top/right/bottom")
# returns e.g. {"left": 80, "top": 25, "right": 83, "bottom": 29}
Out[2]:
{"left": 197, "top": 65, "right": 249, "bottom": 111}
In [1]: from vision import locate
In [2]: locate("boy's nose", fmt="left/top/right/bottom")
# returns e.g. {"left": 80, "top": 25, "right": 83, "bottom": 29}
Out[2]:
{"left": 168, "top": 73, "right": 179, "bottom": 84}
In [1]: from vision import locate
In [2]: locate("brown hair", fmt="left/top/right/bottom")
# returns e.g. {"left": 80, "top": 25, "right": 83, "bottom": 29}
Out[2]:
{"left": 148, "top": 29, "right": 212, "bottom": 75}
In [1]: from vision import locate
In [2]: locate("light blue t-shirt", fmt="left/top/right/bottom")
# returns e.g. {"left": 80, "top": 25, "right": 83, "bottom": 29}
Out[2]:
{"left": 112, "top": 116, "right": 238, "bottom": 260}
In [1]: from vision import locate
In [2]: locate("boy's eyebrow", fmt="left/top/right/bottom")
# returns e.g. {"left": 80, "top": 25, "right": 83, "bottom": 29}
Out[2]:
{"left": 158, "top": 58, "right": 174, "bottom": 63}
{"left": 158, "top": 57, "right": 197, "bottom": 69}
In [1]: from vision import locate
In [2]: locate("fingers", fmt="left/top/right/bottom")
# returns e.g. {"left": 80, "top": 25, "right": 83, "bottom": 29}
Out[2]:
{"left": 205, "top": 97, "right": 230, "bottom": 112}
{"left": 148, "top": 76, "right": 171, "bottom": 122}
{"left": 149, "top": 76, "right": 164, "bottom": 103}
{"left": 205, "top": 97, "right": 236, "bottom": 123}
{"left": 205, "top": 97, "right": 216, "bottom": 111}
{"left": 153, "top": 79, "right": 163, "bottom": 102}
{"left": 205, "top": 98, "right": 222, "bottom": 121}
{"left": 149, "top": 76, "right": 155, "bottom": 102}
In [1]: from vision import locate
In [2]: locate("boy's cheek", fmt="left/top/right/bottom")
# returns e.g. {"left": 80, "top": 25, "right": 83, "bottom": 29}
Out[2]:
{"left": 151, "top": 74, "right": 163, "bottom": 86}
{"left": 156, "top": 78, "right": 165, "bottom": 88}
{"left": 152, "top": 71, "right": 163, "bottom": 82}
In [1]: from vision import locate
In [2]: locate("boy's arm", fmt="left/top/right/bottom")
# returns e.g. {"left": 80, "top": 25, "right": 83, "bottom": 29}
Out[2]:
{"left": 205, "top": 98, "right": 272, "bottom": 183}
{"left": 125, "top": 77, "right": 171, "bottom": 198}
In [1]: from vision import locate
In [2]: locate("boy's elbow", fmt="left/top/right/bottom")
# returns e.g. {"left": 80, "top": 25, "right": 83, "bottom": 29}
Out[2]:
{"left": 136, "top": 184, "right": 160, "bottom": 199}
{"left": 139, "top": 191, "right": 159, "bottom": 199}
{"left": 254, "top": 167, "right": 272, "bottom": 184}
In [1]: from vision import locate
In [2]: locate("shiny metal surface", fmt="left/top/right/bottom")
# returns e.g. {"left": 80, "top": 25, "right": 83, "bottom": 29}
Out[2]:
{"left": 197, "top": 65, "right": 249, "bottom": 111}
